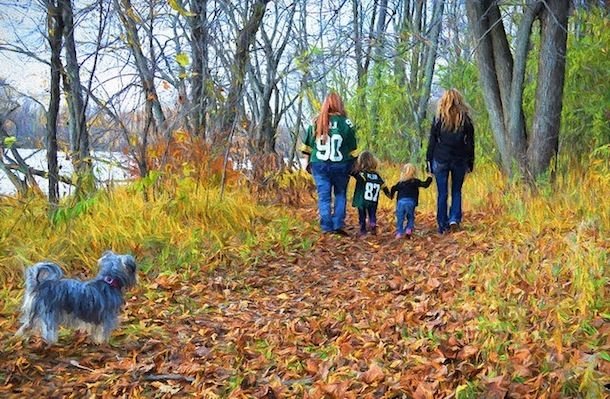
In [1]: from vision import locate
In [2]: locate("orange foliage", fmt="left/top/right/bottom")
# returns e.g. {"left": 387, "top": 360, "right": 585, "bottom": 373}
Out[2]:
{"left": 146, "top": 129, "right": 240, "bottom": 185}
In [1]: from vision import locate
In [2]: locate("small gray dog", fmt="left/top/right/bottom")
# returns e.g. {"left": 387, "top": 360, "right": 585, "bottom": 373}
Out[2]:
{"left": 16, "top": 251, "right": 137, "bottom": 344}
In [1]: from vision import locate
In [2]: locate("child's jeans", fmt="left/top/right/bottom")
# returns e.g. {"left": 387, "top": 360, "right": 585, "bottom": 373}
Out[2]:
{"left": 396, "top": 197, "right": 416, "bottom": 234}
{"left": 357, "top": 204, "right": 378, "bottom": 233}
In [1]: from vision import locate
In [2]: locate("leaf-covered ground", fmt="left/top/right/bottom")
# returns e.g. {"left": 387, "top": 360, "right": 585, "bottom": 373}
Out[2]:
{"left": 1, "top": 203, "right": 608, "bottom": 398}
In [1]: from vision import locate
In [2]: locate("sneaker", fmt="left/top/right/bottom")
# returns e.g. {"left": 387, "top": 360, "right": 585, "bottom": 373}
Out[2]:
{"left": 370, "top": 226, "right": 377, "bottom": 235}
{"left": 405, "top": 228, "right": 413, "bottom": 238}
{"left": 395, "top": 233, "right": 404, "bottom": 239}
{"left": 449, "top": 221, "right": 459, "bottom": 232}
{"left": 357, "top": 230, "right": 367, "bottom": 238}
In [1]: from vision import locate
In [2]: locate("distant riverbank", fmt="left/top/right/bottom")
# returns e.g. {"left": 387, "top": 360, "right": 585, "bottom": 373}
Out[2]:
{"left": 0, "top": 149, "right": 131, "bottom": 197}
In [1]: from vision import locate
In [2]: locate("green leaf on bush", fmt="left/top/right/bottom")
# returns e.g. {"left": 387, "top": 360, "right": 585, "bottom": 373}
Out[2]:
{"left": 3, "top": 136, "right": 16, "bottom": 148}
{"left": 175, "top": 52, "right": 190, "bottom": 67}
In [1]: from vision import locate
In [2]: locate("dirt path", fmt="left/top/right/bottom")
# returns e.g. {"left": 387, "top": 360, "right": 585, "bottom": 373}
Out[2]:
{"left": 1, "top": 207, "right": 490, "bottom": 398}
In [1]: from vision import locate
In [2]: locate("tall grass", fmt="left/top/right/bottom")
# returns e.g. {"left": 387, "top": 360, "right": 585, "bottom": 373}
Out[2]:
{"left": 0, "top": 174, "right": 301, "bottom": 289}
{"left": 1, "top": 156, "right": 607, "bottom": 394}
{"left": 454, "top": 161, "right": 609, "bottom": 396}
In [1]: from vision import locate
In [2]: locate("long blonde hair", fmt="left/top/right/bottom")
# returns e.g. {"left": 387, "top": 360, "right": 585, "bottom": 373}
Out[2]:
{"left": 355, "top": 151, "right": 378, "bottom": 172}
{"left": 316, "top": 92, "right": 347, "bottom": 142}
{"left": 399, "top": 163, "right": 416, "bottom": 182}
{"left": 436, "top": 88, "right": 470, "bottom": 132}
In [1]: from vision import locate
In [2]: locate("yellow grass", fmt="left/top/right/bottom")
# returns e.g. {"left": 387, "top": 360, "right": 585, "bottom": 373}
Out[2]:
{"left": 1, "top": 160, "right": 607, "bottom": 394}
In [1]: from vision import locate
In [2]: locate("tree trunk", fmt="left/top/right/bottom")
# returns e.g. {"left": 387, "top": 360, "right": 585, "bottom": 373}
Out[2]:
{"left": 253, "top": 3, "right": 295, "bottom": 155}
{"left": 189, "top": 0, "right": 209, "bottom": 138}
{"left": 415, "top": 0, "right": 444, "bottom": 142}
{"left": 217, "top": 0, "right": 270, "bottom": 139}
{"left": 466, "top": 0, "right": 570, "bottom": 180}
{"left": 60, "top": 0, "right": 92, "bottom": 192}
{"left": 352, "top": 0, "right": 364, "bottom": 85}
{"left": 369, "top": 0, "right": 389, "bottom": 139}
{"left": 528, "top": 0, "right": 569, "bottom": 177}
{"left": 46, "top": 0, "right": 63, "bottom": 205}
{"left": 408, "top": 1, "right": 423, "bottom": 99}
{"left": 507, "top": 2, "right": 543, "bottom": 175}
{"left": 115, "top": 0, "right": 166, "bottom": 129}
{"left": 466, "top": 0, "right": 512, "bottom": 172}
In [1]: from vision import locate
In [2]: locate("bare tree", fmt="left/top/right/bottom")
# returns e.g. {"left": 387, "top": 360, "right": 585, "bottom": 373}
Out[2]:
{"left": 113, "top": 0, "right": 167, "bottom": 130}
{"left": 45, "top": 0, "right": 63, "bottom": 204}
{"left": 248, "top": 1, "right": 296, "bottom": 154}
{"left": 216, "top": 0, "right": 270, "bottom": 140}
{"left": 466, "top": 0, "right": 570, "bottom": 179}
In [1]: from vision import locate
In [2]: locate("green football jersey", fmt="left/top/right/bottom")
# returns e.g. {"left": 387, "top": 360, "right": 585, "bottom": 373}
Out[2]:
{"left": 300, "top": 115, "right": 358, "bottom": 163}
{"left": 352, "top": 171, "right": 386, "bottom": 209}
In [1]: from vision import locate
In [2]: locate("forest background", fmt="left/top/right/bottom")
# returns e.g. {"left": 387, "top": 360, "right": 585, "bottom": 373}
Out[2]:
{"left": 0, "top": 1, "right": 609, "bottom": 397}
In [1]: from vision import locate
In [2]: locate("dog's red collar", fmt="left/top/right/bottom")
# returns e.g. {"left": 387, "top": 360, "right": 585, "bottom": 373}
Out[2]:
{"left": 104, "top": 276, "right": 122, "bottom": 288}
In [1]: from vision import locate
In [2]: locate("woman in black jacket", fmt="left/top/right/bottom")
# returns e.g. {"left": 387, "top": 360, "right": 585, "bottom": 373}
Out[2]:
{"left": 426, "top": 89, "right": 475, "bottom": 234}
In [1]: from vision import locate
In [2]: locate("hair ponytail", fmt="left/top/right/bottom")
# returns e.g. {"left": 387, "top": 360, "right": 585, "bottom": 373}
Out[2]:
{"left": 315, "top": 92, "right": 347, "bottom": 143}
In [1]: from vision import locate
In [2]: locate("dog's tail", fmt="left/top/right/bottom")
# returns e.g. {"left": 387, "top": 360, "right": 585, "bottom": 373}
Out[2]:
{"left": 24, "top": 262, "right": 64, "bottom": 292}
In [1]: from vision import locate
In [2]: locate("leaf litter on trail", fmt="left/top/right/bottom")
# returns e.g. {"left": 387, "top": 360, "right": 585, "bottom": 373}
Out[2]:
{"left": 1, "top": 205, "right": 608, "bottom": 397}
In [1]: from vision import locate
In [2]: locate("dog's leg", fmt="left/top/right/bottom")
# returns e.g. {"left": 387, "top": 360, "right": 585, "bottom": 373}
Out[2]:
{"left": 40, "top": 313, "right": 59, "bottom": 344}
{"left": 16, "top": 312, "right": 33, "bottom": 337}
{"left": 90, "top": 325, "right": 107, "bottom": 344}
{"left": 16, "top": 293, "right": 36, "bottom": 337}
{"left": 15, "top": 323, "right": 31, "bottom": 337}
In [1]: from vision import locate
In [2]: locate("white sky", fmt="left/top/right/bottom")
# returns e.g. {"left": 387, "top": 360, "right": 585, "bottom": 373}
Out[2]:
{"left": 0, "top": 2, "right": 49, "bottom": 97}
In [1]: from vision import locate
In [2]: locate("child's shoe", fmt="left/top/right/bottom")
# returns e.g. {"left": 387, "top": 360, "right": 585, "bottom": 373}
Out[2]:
{"left": 395, "top": 233, "right": 403, "bottom": 239}
{"left": 405, "top": 228, "right": 413, "bottom": 238}
{"left": 370, "top": 224, "right": 377, "bottom": 235}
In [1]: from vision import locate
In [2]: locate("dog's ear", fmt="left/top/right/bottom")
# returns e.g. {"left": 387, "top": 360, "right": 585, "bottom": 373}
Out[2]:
{"left": 122, "top": 255, "right": 137, "bottom": 274}
{"left": 101, "top": 250, "right": 115, "bottom": 258}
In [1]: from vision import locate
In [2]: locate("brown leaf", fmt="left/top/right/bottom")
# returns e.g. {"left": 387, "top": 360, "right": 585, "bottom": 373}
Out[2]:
{"left": 319, "top": 380, "right": 349, "bottom": 399}
{"left": 255, "top": 386, "right": 278, "bottom": 399}
{"left": 305, "top": 359, "right": 319, "bottom": 374}
{"left": 458, "top": 345, "right": 479, "bottom": 360}
{"left": 413, "top": 382, "right": 434, "bottom": 399}
{"left": 426, "top": 278, "right": 441, "bottom": 290}
{"left": 483, "top": 375, "right": 509, "bottom": 399}
{"left": 360, "top": 363, "right": 385, "bottom": 384}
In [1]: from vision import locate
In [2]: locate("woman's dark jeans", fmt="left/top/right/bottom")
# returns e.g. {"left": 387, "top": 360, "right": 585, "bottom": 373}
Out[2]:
{"left": 433, "top": 159, "right": 467, "bottom": 233}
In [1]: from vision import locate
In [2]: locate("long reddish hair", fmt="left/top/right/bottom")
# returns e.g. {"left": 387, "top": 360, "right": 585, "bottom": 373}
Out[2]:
{"left": 436, "top": 88, "right": 471, "bottom": 132}
{"left": 316, "top": 92, "right": 347, "bottom": 142}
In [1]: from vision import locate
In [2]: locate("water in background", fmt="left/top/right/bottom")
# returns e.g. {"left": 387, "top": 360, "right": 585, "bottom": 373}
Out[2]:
{"left": 0, "top": 149, "right": 131, "bottom": 197}
{"left": 1, "top": 149, "right": 309, "bottom": 197}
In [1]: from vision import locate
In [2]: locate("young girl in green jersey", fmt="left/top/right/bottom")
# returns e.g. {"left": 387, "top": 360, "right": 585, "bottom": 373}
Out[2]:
{"left": 351, "top": 151, "right": 390, "bottom": 236}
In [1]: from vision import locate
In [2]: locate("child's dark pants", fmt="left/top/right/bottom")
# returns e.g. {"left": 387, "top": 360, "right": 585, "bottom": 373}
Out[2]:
{"left": 358, "top": 204, "right": 378, "bottom": 233}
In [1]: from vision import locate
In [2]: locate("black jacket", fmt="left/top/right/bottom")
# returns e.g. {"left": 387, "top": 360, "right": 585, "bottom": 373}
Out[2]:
{"left": 426, "top": 117, "right": 475, "bottom": 171}
{"left": 389, "top": 177, "right": 432, "bottom": 206}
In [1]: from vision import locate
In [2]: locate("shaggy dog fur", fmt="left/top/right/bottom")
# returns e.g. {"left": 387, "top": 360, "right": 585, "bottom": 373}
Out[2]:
{"left": 16, "top": 251, "right": 137, "bottom": 344}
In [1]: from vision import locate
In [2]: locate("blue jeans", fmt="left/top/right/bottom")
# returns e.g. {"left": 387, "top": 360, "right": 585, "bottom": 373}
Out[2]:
{"left": 311, "top": 161, "right": 353, "bottom": 232}
{"left": 433, "top": 159, "right": 467, "bottom": 233}
{"left": 396, "top": 197, "right": 416, "bottom": 234}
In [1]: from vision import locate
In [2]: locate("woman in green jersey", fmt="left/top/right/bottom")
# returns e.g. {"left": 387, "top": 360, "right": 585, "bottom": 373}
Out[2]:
{"left": 300, "top": 92, "right": 358, "bottom": 235}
